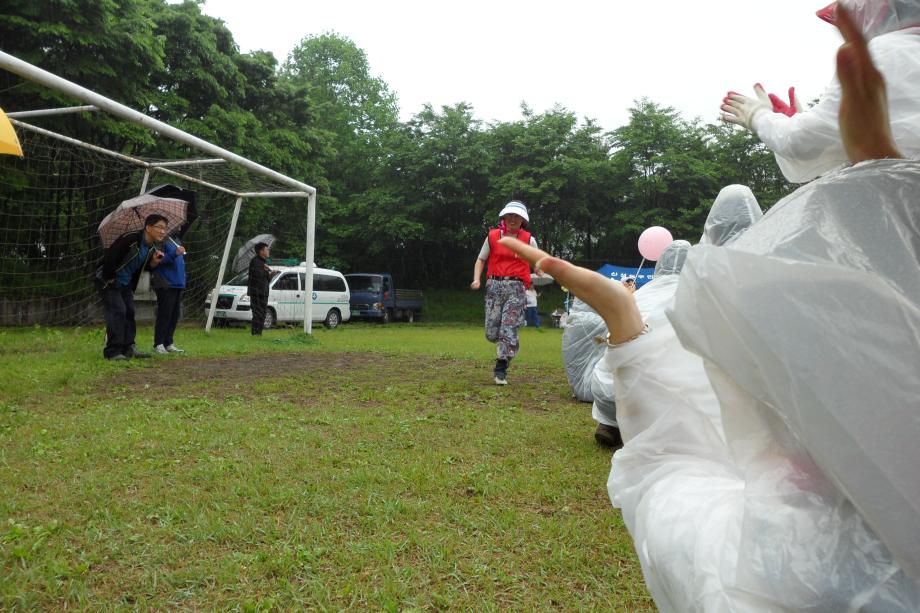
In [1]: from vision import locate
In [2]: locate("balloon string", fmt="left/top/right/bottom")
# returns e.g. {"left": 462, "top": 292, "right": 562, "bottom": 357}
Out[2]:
{"left": 635, "top": 258, "right": 645, "bottom": 279}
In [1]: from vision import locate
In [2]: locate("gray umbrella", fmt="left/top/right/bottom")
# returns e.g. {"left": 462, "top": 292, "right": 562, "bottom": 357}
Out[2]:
{"left": 232, "top": 233, "right": 276, "bottom": 274}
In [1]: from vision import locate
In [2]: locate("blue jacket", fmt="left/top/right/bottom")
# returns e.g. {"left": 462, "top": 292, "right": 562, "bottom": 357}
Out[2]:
{"left": 101, "top": 230, "right": 157, "bottom": 290}
{"left": 152, "top": 239, "right": 186, "bottom": 289}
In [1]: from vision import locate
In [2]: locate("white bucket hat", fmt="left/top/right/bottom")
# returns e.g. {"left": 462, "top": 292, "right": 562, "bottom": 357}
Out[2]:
{"left": 498, "top": 200, "right": 529, "bottom": 223}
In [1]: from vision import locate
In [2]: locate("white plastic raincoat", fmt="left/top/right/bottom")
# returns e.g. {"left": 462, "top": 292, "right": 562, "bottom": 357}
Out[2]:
{"left": 751, "top": 0, "right": 920, "bottom": 182}
{"left": 561, "top": 297, "right": 608, "bottom": 403}
{"left": 636, "top": 160, "right": 920, "bottom": 611}
{"left": 586, "top": 241, "right": 692, "bottom": 426}
{"left": 699, "top": 185, "right": 763, "bottom": 246}
{"left": 672, "top": 161, "right": 920, "bottom": 610}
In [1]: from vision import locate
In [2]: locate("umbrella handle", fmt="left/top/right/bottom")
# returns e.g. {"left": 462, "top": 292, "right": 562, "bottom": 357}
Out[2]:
{"left": 169, "top": 236, "right": 187, "bottom": 254}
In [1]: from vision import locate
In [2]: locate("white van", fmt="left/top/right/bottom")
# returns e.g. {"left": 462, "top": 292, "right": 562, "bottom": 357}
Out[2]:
{"left": 205, "top": 263, "right": 350, "bottom": 329}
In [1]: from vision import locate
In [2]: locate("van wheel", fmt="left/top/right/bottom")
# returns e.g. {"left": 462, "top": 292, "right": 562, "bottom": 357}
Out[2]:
{"left": 324, "top": 308, "right": 341, "bottom": 329}
{"left": 264, "top": 308, "right": 276, "bottom": 329}
{"left": 381, "top": 309, "right": 391, "bottom": 324}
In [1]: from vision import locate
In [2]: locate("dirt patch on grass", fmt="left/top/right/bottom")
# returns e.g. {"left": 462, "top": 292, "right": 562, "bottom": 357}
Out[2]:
{"left": 102, "top": 351, "right": 572, "bottom": 409}
{"left": 111, "top": 351, "right": 419, "bottom": 390}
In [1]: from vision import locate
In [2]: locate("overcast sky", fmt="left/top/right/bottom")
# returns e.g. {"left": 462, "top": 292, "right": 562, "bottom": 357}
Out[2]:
{"left": 200, "top": 0, "right": 843, "bottom": 131}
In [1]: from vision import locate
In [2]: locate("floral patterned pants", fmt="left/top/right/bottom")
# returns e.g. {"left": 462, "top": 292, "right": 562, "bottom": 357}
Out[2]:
{"left": 484, "top": 279, "right": 527, "bottom": 360}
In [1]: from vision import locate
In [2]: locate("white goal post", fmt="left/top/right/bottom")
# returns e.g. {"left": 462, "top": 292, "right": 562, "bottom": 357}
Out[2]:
{"left": 0, "top": 50, "right": 320, "bottom": 334}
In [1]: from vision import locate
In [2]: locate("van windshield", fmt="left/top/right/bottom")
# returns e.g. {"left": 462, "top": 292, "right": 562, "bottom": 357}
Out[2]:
{"left": 346, "top": 275, "right": 382, "bottom": 292}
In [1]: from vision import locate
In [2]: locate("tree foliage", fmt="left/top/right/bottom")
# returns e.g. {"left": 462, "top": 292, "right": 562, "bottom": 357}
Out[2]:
{"left": 0, "top": 1, "right": 795, "bottom": 293}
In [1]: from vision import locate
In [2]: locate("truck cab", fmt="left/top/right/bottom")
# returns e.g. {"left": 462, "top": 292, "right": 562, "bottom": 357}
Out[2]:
{"left": 345, "top": 273, "right": 423, "bottom": 323}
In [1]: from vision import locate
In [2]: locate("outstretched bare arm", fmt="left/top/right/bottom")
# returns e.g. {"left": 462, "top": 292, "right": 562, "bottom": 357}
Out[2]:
{"left": 498, "top": 237, "right": 645, "bottom": 344}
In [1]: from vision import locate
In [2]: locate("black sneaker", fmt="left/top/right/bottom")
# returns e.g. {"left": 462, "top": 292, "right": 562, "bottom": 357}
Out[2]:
{"left": 125, "top": 345, "right": 152, "bottom": 359}
{"left": 594, "top": 423, "right": 624, "bottom": 449}
{"left": 493, "top": 358, "right": 509, "bottom": 385}
{"left": 106, "top": 354, "right": 130, "bottom": 361}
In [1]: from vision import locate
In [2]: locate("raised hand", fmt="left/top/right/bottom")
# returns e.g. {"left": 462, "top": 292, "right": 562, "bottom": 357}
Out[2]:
{"left": 721, "top": 84, "right": 772, "bottom": 132}
{"left": 835, "top": 4, "right": 901, "bottom": 162}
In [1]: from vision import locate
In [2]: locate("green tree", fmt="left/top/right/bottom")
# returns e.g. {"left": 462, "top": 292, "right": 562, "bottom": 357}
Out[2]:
{"left": 377, "top": 102, "right": 493, "bottom": 285}
{"left": 488, "top": 106, "right": 616, "bottom": 259}
{"left": 280, "top": 32, "right": 400, "bottom": 268}
{"left": 704, "top": 122, "right": 792, "bottom": 209}
{"left": 601, "top": 100, "right": 720, "bottom": 260}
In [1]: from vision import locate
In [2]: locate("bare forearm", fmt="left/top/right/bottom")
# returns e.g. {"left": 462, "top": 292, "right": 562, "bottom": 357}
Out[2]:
{"left": 472, "top": 259, "right": 485, "bottom": 285}
{"left": 497, "top": 237, "right": 644, "bottom": 343}
{"left": 540, "top": 258, "right": 644, "bottom": 343}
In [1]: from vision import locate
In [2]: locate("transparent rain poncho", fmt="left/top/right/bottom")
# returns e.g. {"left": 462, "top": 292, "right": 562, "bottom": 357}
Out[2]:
{"left": 590, "top": 359, "right": 618, "bottom": 426}
{"left": 606, "top": 201, "right": 758, "bottom": 437}
{"left": 654, "top": 240, "right": 690, "bottom": 275}
{"left": 699, "top": 185, "right": 764, "bottom": 247}
{"left": 613, "top": 160, "right": 920, "bottom": 611}
{"left": 561, "top": 296, "right": 608, "bottom": 403}
{"left": 581, "top": 188, "right": 760, "bottom": 427}
{"left": 751, "top": 0, "right": 920, "bottom": 182}
{"left": 593, "top": 187, "right": 760, "bottom": 432}
{"left": 588, "top": 240, "right": 693, "bottom": 426}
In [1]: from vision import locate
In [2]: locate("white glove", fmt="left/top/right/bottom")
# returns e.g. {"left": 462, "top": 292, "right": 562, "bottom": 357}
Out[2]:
{"left": 721, "top": 84, "right": 772, "bottom": 133}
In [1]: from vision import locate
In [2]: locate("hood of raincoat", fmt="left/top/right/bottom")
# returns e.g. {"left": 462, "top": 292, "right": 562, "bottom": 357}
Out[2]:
{"left": 821, "top": 0, "right": 920, "bottom": 40}
{"left": 701, "top": 185, "right": 763, "bottom": 247}
{"left": 654, "top": 240, "right": 691, "bottom": 277}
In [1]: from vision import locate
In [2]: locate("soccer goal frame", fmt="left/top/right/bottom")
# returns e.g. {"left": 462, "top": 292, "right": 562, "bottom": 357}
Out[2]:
{"left": 0, "top": 50, "right": 320, "bottom": 334}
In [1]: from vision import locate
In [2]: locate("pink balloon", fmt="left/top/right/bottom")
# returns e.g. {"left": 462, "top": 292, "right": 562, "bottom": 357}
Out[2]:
{"left": 637, "top": 226, "right": 674, "bottom": 261}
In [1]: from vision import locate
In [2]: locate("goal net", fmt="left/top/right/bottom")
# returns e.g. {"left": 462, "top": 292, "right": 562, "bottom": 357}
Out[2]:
{"left": 0, "top": 52, "right": 317, "bottom": 331}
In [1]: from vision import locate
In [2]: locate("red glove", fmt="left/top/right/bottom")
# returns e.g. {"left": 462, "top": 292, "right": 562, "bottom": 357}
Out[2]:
{"left": 768, "top": 87, "right": 801, "bottom": 117}
{"left": 817, "top": 2, "right": 837, "bottom": 25}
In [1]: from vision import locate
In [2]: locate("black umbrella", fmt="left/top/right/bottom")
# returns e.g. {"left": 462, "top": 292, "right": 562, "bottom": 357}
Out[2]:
{"left": 232, "top": 234, "right": 276, "bottom": 274}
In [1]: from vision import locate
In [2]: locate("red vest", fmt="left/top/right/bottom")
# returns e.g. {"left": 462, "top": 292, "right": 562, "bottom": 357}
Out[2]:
{"left": 487, "top": 228, "right": 533, "bottom": 289}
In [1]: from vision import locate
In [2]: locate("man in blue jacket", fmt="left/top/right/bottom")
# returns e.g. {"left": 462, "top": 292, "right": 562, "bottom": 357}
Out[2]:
{"left": 152, "top": 236, "right": 187, "bottom": 354}
{"left": 99, "top": 214, "right": 166, "bottom": 360}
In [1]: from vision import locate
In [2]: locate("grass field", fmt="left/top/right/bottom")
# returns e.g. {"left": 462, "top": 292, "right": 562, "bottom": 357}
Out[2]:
{"left": 0, "top": 322, "right": 653, "bottom": 611}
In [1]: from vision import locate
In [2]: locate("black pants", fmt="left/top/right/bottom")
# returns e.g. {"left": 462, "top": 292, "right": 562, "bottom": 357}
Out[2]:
{"left": 154, "top": 287, "right": 183, "bottom": 347}
{"left": 102, "top": 285, "right": 136, "bottom": 358}
{"left": 251, "top": 293, "right": 268, "bottom": 335}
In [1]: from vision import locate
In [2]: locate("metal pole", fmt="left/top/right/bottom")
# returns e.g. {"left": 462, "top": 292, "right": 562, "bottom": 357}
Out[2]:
{"left": 206, "top": 196, "right": 244, "bottom": 333}
{"left": 139, "top": 169, "right": 150, "bottom": 195}
{"left": 153, "top": 166, "right": 240, "bottom": 196}
{"left": 303, "top": 192, "right": 316, "bottom": 334}
{"left": 6, "top": 105, "right": 98, "bottom": 118}
{"left": 149, "top": 159, "right": 225, "bottom": 168}
{"left": 9, "top": 121, "right": 242, "bottom": 197}
{"left": 238, "top": 192, "right": 310, "bottom": 199}
{"left": 0, "top": 51, "right": 315, "bottom": 197}
{"left": 11, "top": 119, "right": 149, "bottom": 166}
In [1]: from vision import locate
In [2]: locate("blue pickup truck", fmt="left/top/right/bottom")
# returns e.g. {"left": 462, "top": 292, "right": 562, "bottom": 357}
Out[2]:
{"left": 345, "top": 273, "right": 424, "bottom": 323}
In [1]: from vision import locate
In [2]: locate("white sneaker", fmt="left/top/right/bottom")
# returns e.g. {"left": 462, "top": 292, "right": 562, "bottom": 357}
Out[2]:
{"left": 166, "top": 344, "right": 185, "bottom": 353}
{"left": 494, "top": 375, "right": 508, "bottom": 386}
{"left": 154, "top": 344, "right": 169, "bottom": 355}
